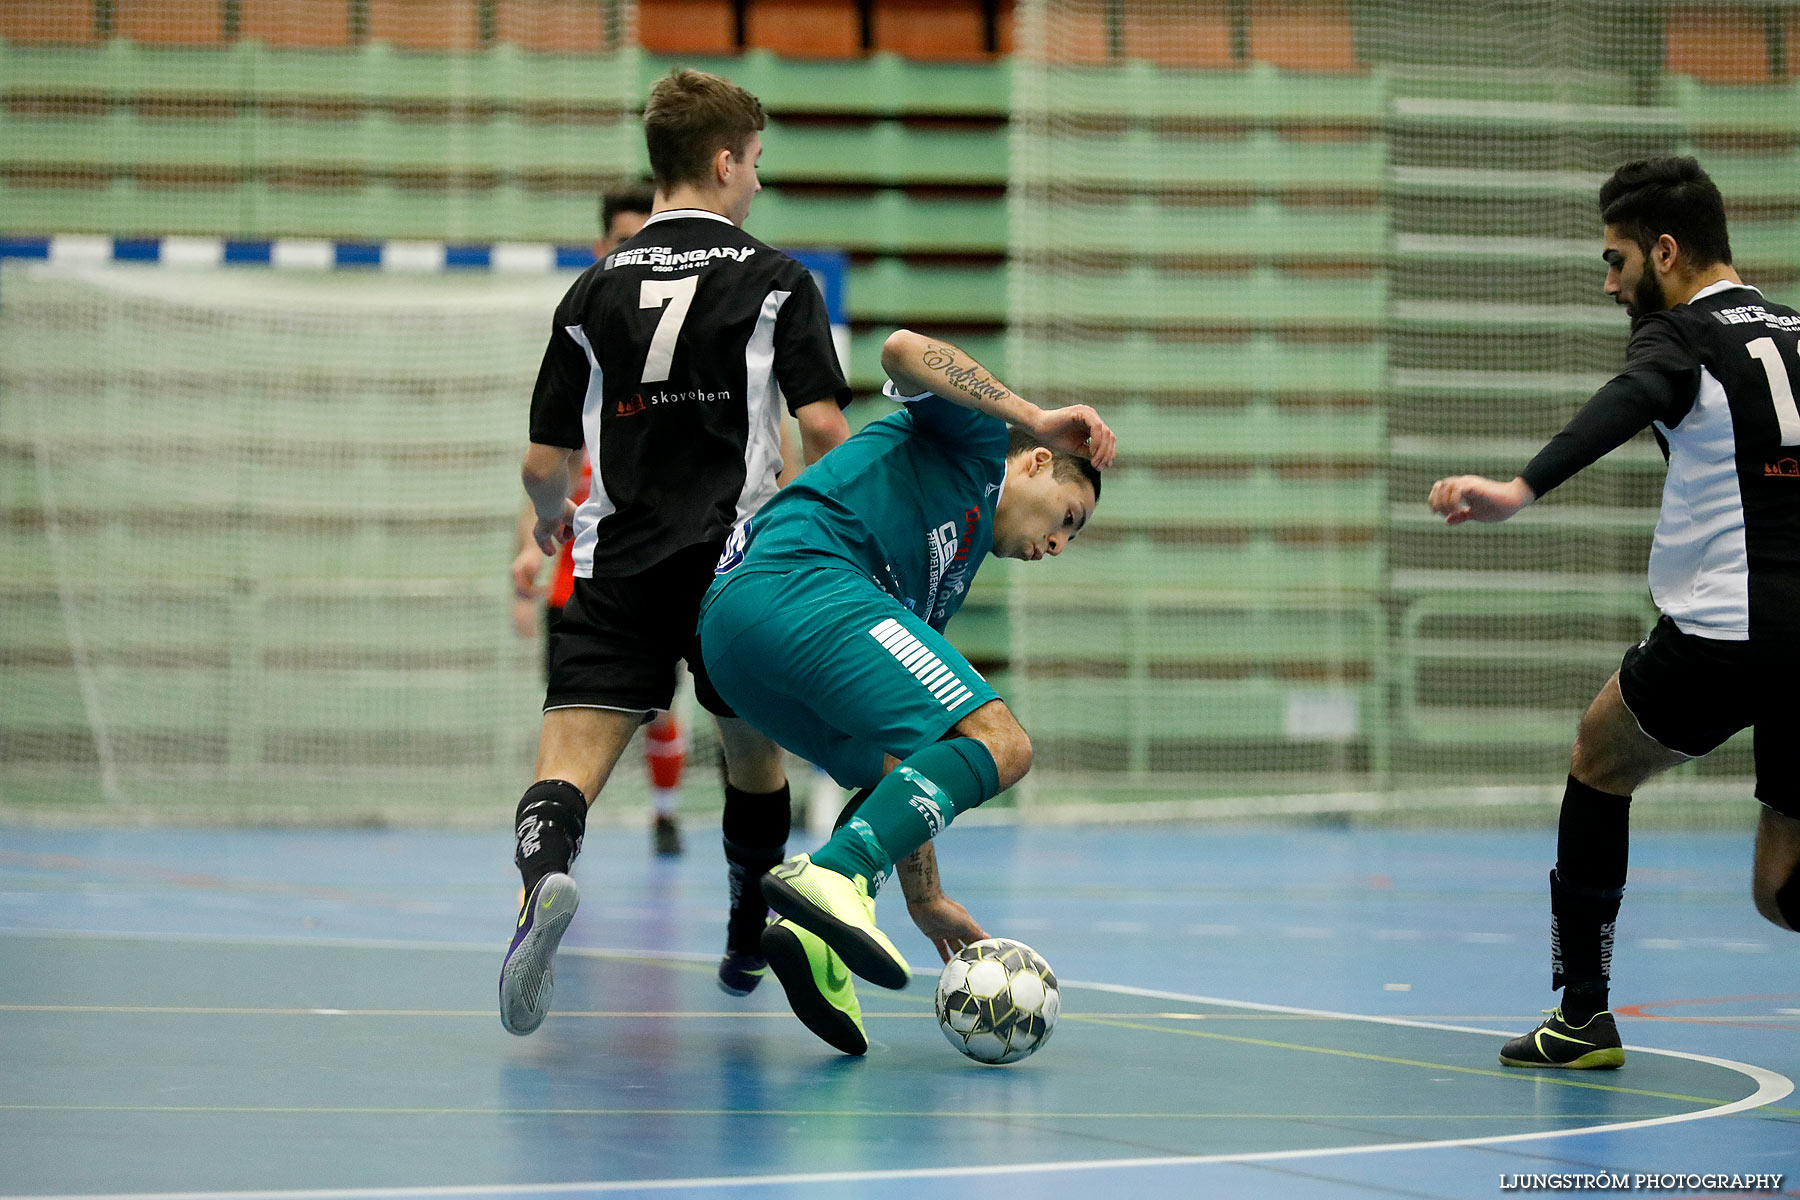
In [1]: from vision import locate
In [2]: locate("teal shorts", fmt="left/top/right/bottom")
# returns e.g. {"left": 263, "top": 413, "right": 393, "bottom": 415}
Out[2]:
{"left": 698, "top": 566, "right": 999, "bottom": 788}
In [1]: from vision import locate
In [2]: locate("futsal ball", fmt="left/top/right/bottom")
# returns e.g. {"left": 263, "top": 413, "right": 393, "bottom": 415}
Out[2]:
{"left": 934, "top": 938, "right": 1060, "bottom": 1065}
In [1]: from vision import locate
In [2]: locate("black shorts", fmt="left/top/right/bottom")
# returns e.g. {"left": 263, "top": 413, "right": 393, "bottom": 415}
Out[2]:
{"left": 545, "top": 541, "right": 733, "bottom": 718}
{"left": 1617, "top": 615, "right": 1799, "bottom": 816}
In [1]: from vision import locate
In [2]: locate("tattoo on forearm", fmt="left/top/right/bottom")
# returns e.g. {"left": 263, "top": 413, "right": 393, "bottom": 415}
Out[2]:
{"left": 921, "top": 343, "right": 1010, "bottom": 408}
{"left": 899, "top": 848, "right": 939, "bottom": 903}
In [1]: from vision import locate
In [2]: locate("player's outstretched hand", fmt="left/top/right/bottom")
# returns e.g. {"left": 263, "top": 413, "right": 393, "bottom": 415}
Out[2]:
{"left": 906, "top": 893, "right": 990, "bottom": 963}
{"left": 1427, "top": 475, "right": 1535, "bottom": 525}
{"left": 533, "top": 498, "right": 578, "bottom": 555}
{"left": 1030, "top": 405, "right": 1117, "bottom": 470}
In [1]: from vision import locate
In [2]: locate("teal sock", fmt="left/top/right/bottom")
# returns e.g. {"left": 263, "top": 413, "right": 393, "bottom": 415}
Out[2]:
{"left": 811, "top": 738, "right": 1000, "bottom": 882}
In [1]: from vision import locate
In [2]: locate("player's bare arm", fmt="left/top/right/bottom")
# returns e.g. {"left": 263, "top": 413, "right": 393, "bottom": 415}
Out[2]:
{"left": 521, "top": 442, "right": 579, "bottom": 554}
{"left": 896, "top": 842, "right": 988, "bottom": 963}
{"left": 1427, "top": 474, "right": 1537, "bottom": 525}
{"left": 793, "top": 396, "right": 851, "bottom": 465}
{"left": 510, "top": 453, "right": 583, "bottom": 627}
{"left": 880, "top": 328, "right": 1118, "bottom": 469}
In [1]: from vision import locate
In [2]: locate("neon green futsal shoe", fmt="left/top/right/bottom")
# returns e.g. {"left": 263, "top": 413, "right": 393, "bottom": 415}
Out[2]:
{"left": 761, "top": 917, "right": 868, "bottom": 1055}
{"left": 1499, "top": 1007, "right": 1625, "bottom": 1069}
{"left": 760, "top": 853, "right": 910, "bottom": 990}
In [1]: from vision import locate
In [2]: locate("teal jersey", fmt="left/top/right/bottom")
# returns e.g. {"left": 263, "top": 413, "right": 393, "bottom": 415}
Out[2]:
{"left": 721, "top": 382, "right": 1009, "bottom": 631}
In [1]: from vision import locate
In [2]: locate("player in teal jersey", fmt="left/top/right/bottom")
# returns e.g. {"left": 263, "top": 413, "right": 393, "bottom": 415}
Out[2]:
{"left": 698, "top": 329, "right": 1115, "bottom": 1053}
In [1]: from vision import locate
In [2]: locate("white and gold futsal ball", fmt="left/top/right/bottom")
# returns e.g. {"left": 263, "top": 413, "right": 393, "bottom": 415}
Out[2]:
{"left": 934, "top": 937, "right": 1060, "bottom": 1065}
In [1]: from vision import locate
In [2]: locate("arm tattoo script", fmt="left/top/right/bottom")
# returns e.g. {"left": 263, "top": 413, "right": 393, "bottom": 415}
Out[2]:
{"left": 899, "top": 847, "right": 940, "bottom": 903}
{"left": 922, "top": 343, "right": 1010, "bottom": 408}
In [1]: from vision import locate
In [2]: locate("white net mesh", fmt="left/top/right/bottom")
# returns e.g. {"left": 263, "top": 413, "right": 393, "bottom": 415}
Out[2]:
{"left": 1006, "top": 0, "right": 1797, "bottom": 821}
{"left": 1, "top": 262, "right": 578, "bottom": 821}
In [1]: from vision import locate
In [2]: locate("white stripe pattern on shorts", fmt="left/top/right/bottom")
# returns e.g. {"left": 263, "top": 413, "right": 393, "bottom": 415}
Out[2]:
{"left": 870, "top": 618, "right": 973, "bottom": 711}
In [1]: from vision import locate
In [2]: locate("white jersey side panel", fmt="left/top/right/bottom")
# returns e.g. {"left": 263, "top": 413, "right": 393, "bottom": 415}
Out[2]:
{"left": 1649, "top": 365, "right": 1751, "bottom": 639}
{"left": 563, "top": 323, "right": 617, "bottom": 578}
{"left": 731, "top": 289, "right": 791, "bottom": 530}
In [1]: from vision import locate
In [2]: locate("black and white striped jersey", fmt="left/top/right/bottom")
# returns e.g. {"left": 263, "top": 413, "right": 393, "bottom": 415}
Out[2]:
{"left": 528, "top": 209, "right": 849, "bottom": 579}
{"left": 1635, "top": 281, "right": 1800, "bottom": 644}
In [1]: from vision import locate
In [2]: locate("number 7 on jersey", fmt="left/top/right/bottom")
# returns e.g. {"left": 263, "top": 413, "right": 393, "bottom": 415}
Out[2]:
{"left": 640, "top": 276, "right": 699, "bottom": 384}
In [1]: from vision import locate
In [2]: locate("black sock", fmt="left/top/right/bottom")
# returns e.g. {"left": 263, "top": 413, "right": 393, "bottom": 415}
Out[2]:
{"left": 514, "top": 779, "right": 588, "bottom": 896}
{"left": 1551, "top": 776, "right": 1631, "bottom": 1016}
{"left": 722, "top": 782, "right": 791, "bottom": 955}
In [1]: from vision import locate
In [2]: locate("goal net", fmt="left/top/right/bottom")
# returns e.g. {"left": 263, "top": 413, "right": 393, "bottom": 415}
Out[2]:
{"left": 1005, "top": 0, "right": 1793, "bottom": 823}
{"left": 1, "top": 261, "right": 597, "bottom": 823}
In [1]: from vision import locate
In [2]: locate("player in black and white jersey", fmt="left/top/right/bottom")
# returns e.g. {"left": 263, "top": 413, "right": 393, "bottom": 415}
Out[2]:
{"left": 500, "top": 69, "right": 852, "bottom": 1037}
{"left": 1429, "top": 157, "right": 1800, "bottom": 1069}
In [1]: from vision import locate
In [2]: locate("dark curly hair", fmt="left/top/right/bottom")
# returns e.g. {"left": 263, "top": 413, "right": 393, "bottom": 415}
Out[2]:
{"left": 1598, "top": 156, "right": 1732, "bottom": 268}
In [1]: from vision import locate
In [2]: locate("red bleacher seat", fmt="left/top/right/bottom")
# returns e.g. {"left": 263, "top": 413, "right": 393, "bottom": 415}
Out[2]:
{"left": 0, "top": 0, "right": 100, "bottom": 44}
{"left": 1039, "top": 1, "right": 1235, "bottom": 68}
{"left": 495, "top": 0, "right": 617, "bottom": 53}
{"left": 638, "top": 0, "right": 739, "bottom": 55}
{"left": 746, "top": 0, "right": 861, "bottom": 58}
{"left": 1249, "top": 0, "right": 1358, "bottom": 73}
{"left": 873, "top": 0, "right": 996, "bottom": 60}
{"left": 114, "top": 0, "right": 227, "bottom": 45}
{"left": 367, "top": 0, "right": 482, "bottom": 50}
{"left": 1664, "top": 5, "right": 1771, "bottom": 84}
{"left": 239, "top": 0, "right": 353, "bottom": 48}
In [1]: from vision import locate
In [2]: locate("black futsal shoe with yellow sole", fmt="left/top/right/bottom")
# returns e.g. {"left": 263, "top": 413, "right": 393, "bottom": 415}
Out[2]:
{"left": 1499, "top": 1007, "right": 1625, "bottom": 1069}
{"left": 760, "top": 853, "right": 910, "bottom": 990}
{"left": 761, "top": 917, "right": 868, "bottom": 1056}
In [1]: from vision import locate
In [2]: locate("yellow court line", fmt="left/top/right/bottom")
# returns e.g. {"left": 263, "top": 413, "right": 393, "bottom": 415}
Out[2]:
{"left": 1068, "top": 1013, "right": 1775, "bottom": 1109}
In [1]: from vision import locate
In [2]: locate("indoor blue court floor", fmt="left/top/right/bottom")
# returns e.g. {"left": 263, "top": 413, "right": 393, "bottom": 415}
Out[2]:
{"left": 1, "top": 820, "right": 1796, "bottom": 1199}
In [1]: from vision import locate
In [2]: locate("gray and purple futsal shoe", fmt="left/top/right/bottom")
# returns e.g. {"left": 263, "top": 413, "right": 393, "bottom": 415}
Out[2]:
{"left": 499, "top": 872, "right": 579, "bottom": 1036}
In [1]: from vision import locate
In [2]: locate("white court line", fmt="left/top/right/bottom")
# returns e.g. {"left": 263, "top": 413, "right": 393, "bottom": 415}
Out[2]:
{"left": 0, "top": 932, "right": 1791, "bottom": 1200}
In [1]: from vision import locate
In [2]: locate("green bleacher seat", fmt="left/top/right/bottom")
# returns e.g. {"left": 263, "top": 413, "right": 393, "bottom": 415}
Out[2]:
{"left": 1396, "top": 590, "right": 1657, "bottom": 745}
{"left": 644, "top": 49, "right": 1009, "bottom": 117}
{"left": 1013, "top": 60, "right": 1383, "bottom": 124}
{"left": 1022, "top": 128, "right": 1383, "bottom": 192}
{"left": 848, "top": 258, "right": 1004, "bottom": 324}
{"left": 0, "top": 39, "right": 250, "bottom": 97}
{"left": 1670, "top": 76, "right": 1800, "bottom": 135}
{"left": 1014, "top": 599, "right": 1386, "bottom": 669}
{"left": 1020, "top": 336, "right": 1384, "bottom": 395}
{"left": 1099, "top": 470, "right": 1381, "bottom": 531}
{"left": 1011, "top": 266, "right": 1383, "bottom": 329}
{"left": 1016, "top": 197, "right": 1385, "bottom": 262}
{"left": 759, "top": 119, "right": 1006, "bottom": 187}
{"left": 0, "top": 522, "right": 515, "bottom": 586}
{"left": 1690, "top": 148, "right": 1800, "bottom": 205}
{"left": 750, "top": 189, "right": 1006, "bottom": 254}
{"left": 1011, "top": 676, "right": 1384, "bottom": 744}
{"left": 1384, "top": 66, "right": 1644, "bottom": 106}
{"left": 3, "top": 454, "right": 517, "bottom": 517}
{"left": 1734, "top": 219, "right": 1800, "bottom": 272}
{"left": 1015, "top": 536, "right": 1384, "bottom": 596}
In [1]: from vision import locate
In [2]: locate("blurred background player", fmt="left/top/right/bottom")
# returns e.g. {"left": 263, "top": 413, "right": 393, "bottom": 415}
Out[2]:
{"left": 699, "top": 328, "right": 1113, "bottom": 1054}
{"left": 500, "top": 68, "right": 852, "bottom": 1037}
{"left": 1428, "top": 156, "right": 1800, "bottom": 1070}
{"left": 511, "top": 182, "right": 689, "bottom": 858}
